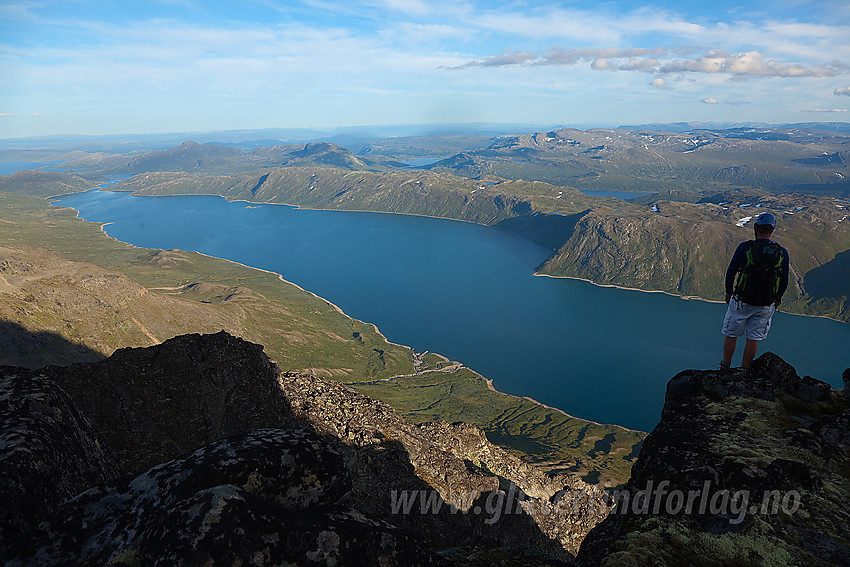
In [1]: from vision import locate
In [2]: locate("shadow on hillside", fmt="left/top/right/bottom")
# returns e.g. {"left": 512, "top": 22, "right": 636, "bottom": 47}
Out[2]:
{"left": 0, "top": 319, "right": 105, "bottom": 369}
{"left": 496, "top": 209, "right": 588, "bottom": 252}
{"left": 802, "top": 250, "right": 850, "bottom": 302}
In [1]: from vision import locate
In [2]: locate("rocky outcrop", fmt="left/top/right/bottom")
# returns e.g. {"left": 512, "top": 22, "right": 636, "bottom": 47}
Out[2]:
{"left": 577, "top": 353, "right": 850, "bottom": 566}
{"left": 48, "top": 331, "right": 292, "bottom": 473}
{"left": 1, "top": 332, "right": 610, "bottom": 565}
{"left": 281, "top": 371, "right": 610, "bottom": 557}
{"left": 0, "top": 367, "right": 119, "bottom": 557}
{"left": 11, "top": 428, "right": 443, "bottom": 566}
{"left": 8, "top": 331, "right": 842, "bottom": 565}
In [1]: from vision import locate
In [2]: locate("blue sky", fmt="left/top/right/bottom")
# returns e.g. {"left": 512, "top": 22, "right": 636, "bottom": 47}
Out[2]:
{"left": 1, "top": 0, "right": 849, "bottom": 137}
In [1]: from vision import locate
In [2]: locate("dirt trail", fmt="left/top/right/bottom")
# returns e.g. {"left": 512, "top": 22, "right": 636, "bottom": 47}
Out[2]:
{"left": 379, "top": 361, "right": 465, "bottom": 383}
{"left": 130, "top": 316, "right": 160, "bottom": 345}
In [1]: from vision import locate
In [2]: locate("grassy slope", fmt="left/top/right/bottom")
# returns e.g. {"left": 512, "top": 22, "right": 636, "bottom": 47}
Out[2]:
{"left": 0, "top": 189, "right": 644, "bottom": 486}
{"left": 0, "top": 191, "right": 413, "bottom": 379}
{"left": 354, "top": 367, "right": 642, "bottom": 487}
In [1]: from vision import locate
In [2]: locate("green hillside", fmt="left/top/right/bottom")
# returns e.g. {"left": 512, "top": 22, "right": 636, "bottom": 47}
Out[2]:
{"left": 538, "top": 195, "right": 850, "bottom": 321}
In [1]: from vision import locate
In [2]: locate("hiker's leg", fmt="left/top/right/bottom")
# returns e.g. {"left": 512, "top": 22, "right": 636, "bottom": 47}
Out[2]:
{"left": 741, "top": 305, "right": 773, "bottom": 368}
{"left": 742, "top": 339, "right": 759, "bottom": 368}
{"left": 722, "top": 336, "right": 737, "bottom": 367}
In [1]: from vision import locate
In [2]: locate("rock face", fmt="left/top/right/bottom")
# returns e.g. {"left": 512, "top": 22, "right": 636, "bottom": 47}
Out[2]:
{"left": 577, "top": 353, "right": 850, "bottom": 567}
{"left": 49, "top": 331, "right": 292, "bottom": 473}
{"left": 0, "top": 368, "right": 119, "bottom": 557}
{"left": 12, "top": 428, "right": 442, "bottom": 566}
{"left": 5, "top": 332, "right": 843, "bottom": 565}
{"left": 280, "top": 371, "right": 610, "bottom": 558}
{"left": 1, "top": 332, "right": 609, "bottom": 565}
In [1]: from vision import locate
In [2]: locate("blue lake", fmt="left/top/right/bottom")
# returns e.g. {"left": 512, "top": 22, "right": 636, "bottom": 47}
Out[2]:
{"left": 0, "top": 161, "right": 66, "bottom": 175}
{"left": 52, "top": 190, "right": 850, "bottom": 431}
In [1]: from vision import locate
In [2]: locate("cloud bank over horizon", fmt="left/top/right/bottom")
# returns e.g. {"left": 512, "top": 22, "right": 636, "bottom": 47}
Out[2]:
{"left": 0, "top": 0, "right": 848, "bottom": 137}
{"left": 454, "top": 48, "right": 846, "bottom": 79}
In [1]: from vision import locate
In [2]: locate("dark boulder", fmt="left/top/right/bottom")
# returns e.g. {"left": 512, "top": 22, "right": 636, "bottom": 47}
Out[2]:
{"left": 10, "top": 428, "right": 445, "bottom": 566}
{"left": 0, "top": 367, "right": 119, "bottom": 556}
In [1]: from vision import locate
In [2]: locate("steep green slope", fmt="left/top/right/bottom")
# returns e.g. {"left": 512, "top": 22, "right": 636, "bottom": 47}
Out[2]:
{"left": 538, "top": 196, "right": 850, "bottom": 321}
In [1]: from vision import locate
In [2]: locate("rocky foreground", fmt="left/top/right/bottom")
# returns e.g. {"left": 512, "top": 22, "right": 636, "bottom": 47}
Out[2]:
{"left": 579, "top": 354, "right": 850, "bottom": 567}
{"left": 1, "top": 332, "right": 847, "bottom": 565}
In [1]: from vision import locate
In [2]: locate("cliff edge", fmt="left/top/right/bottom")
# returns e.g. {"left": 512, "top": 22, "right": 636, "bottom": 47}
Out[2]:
{"left": 577, "top": 353, "right": 850, "bottom": 566}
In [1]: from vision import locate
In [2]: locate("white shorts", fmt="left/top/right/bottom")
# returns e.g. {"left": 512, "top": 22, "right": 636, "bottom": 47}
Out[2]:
{"left": 722, "top": 301, "right": 776, "bottom": 341}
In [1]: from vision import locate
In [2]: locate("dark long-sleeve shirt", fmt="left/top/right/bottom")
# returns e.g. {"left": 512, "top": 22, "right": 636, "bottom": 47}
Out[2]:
{"left": 725, "top": 238, "right": 790, "bottom": 300}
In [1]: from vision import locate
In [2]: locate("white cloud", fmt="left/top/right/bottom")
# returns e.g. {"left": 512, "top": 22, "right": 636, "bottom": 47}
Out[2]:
{"left": 836, "top": 86, "right": 850, "bottom": 96}
{"left": 453, "top": 47, "right": 843, "bottom": 79}
{"left": 619, "top": 58, "right": 660, "bottom": 72}
{"left": 454, "top": 47, "right": 669, "bottom": 69}
{"left": 0, "top": 113, "right": 15, "bottom": 118}
{"left": 806, "top": 108, "right": 848, "bottom": 112}
{"left": 658, "top": 50, "right": 840, "bottom": 77}
{"left": 451, "top": 49, "right": 539, "bottom": 68}
{"left": 31, "top": 112, "right": 42, "bottom": 117}
{"left": 651, "top": 78, "right": 666, "bottom": 89}
{"left": 543, "top": 47, "right": 668, "bottom": 65}
{"left": 703, "top": 97, "right": 718, "bottom": 104}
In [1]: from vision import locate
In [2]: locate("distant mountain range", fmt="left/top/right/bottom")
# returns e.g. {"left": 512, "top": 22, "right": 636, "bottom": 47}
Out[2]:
{"left": 618, "top": 121, "right": 850, "bottom": 134}
{"left": 4, "top": 121, "right": 847, "bottom": 152}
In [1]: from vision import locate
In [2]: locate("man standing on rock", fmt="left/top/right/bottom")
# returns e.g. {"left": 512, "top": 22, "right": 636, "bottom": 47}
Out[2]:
{"left": 721, "top": 212, "right": 790, "bottom": 370}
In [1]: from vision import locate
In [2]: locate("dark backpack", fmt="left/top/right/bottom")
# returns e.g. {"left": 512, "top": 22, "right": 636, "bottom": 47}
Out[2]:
{"left": 733, "top": 240, "right": 784, "bottom": 306}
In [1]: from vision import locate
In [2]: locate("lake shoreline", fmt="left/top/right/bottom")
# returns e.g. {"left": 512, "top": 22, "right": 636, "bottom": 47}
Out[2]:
{"left": 129, "top": 187, "right": 847, "bottom": 325}
{"left": 49, "top": 193, "right": 643, "bottom": 435}
{"left": 533, "top": 272, "right": 846, "bottom": 324}
{"left": 48, "top": 189, "right": 849, "bottom": 430}
{"left": 48, "top": 187, "right": 849, "bottom": 327}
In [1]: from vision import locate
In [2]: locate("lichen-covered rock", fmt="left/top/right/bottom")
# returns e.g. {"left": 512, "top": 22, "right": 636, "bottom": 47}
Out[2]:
{"left": 577, "top": 353, "right": 850, "bottom": 567}
{"left": 9, "top": 428, "right": 445, "bottom": 566}
{"left": 420, "top": 421, "right": 611, "bottom": 555}
{"left": 48, "top": 330, "right": 292, "bottom": 473}
{"left": 2, "top": 331, "right": 608, "bottom": 564}
{"left": 0, "top": 367, "right": 119, "bottom": 556}
{"left": 280, "top": 371, "right": 610, "bottom": 559}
